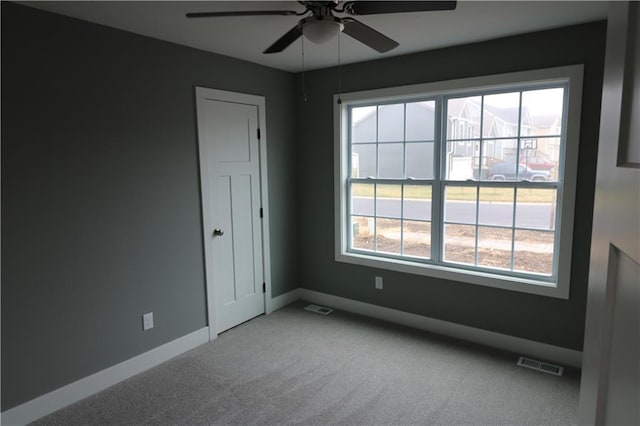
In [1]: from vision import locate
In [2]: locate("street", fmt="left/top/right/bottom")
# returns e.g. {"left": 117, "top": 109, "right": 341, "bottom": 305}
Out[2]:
{"left": 352, "top": 197, "right": 555, "bottom": 229}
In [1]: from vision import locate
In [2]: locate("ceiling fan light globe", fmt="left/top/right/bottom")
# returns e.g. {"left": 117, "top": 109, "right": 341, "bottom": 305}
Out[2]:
{"left": 302, "top": 19, "right": 344, "bottom": 44}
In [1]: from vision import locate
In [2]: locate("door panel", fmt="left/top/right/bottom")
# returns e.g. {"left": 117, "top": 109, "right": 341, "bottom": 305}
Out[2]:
{"left": 213, "top": 175, "right": 236, "bottom": 305}
{"left": 603, "top": 247, "right": 639, "bottom": 426}
{"left": 619, "top": 2, "right": 640, "bottom": 167}
{"left": 209, "top": 102, "right": 254, "bottom": 163}
{"left": 579, "top": 3, "right": 640, "bottom": 424}
{"left": 198, "top": 94, "right": 265, "bottom": 334}
{"left": 230, "top": 174, "right": 258, "bottom": 299}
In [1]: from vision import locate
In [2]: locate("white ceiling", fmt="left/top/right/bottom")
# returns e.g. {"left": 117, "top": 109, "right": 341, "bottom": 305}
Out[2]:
{"left": 21, "top": 1, "right": 609, "bottom": 72}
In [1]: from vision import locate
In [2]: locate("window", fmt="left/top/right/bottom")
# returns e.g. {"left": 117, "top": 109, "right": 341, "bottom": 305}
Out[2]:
{"left": 335, "top": 66, "right": 583, "bottom": 298}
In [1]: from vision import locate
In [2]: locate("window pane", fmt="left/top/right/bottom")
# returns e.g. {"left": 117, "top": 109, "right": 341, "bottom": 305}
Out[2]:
{"left": 522, "top": 88, "right": 564, "bottom": 137}
{"left": 403, "top": 220, "right": 431, "bottom": 258}
{"left": 477, "top": 226, "right": 513, "bottom": 270}
{"left": 378, "top": 104, "right": 404, "bottom": 142}
{"left": 478, "top": 187, "right": 514, "bottom": 227}
{"left": 516, "top": 188, "right": 557, "bottom": 230}
{"left": 351, "top": 144, "right": 376, "bottom": 178}
{"left": 444, "top": 185, "right": 477, "bottom": 224}
{"left": 406, "top": 101, "right": 435, "bottom": 141}
{"left": 351, "top": 183, "right": 374, "bottom": 216}
{"left": 378, "top": 143, "right": 404, "bottom": 178}
{"left": 406, "top": 142, "right": 434, "bottom": 179}
{"left": 403, "top": 184, "right": 432, "bottom": 221}
{"left": 518, "top": 139, "right": 553, "bottom": 182}
{"left": 513, "top": 230, "right": 554, "bottom": 275}
{"left": 351, "top": 106, "right": 377, "bottom": 143}
{"left": 445, "top": 140, "right": 480, "bottom": 180}
{"left": 351, "top": 216, "right": 374, "bottom": 251}
{"left": 519, "top": 137, "right": 560, "bottom": 182}
{"left": 483, "top": 92, "right": 521, "bottom": 138}
{"left": 443, "top": 224, "right": 476, "bottom": 265}
{"left": 482, "top": 139, "right": 524, "bottom": 181}
{"left": 376, "top": 184, "right": 402, "bottom": 218}
{"left": 480, "top": 139, "right": 516, "bottom": 181}
{"left": 376, "top": 218, "right": 401, "bottom": 254}
{"left": 447, "top": 96, "right": 481, "bottom": 140}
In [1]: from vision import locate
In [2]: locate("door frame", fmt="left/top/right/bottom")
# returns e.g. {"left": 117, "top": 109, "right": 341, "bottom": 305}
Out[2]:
{"left": 195, "top": 86, "right": 273, "bottom": 341}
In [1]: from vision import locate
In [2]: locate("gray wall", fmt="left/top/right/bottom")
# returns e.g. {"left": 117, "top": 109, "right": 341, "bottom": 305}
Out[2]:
{"left": 1, "top": 1, "right": 606, "bottom": 413}
{"left": 1, "top": 3, "right": 297, "bottom": 410}
{"left": 295, "top": 22, "right": 606, "bottom": 351}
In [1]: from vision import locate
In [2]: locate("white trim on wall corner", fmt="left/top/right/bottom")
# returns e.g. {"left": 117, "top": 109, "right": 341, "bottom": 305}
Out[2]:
{"left": 1, "top": 327, "right": 210, "bottom": 426}
{"left": 268, "top": 288, "right": 301, "bottom": 313}
{"left": 298, "top": 289, "right": 583, "bottom": 368}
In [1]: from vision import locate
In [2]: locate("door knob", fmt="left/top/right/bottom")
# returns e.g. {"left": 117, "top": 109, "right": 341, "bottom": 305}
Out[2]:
{"left": 213, "top": 229, "right": 224, "bottom": 237}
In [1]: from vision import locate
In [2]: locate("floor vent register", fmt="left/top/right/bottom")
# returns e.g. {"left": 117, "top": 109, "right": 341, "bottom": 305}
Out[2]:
{"left": 517, "top": 356, "right": 564, "bottom": 376}
{"left": 304, "top": 304, "right": 334, "bottom": 315}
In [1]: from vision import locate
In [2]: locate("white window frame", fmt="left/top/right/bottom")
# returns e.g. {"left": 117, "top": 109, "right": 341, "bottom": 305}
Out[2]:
{"left": 334, "top": 65, "right": 583, "bottom": 299}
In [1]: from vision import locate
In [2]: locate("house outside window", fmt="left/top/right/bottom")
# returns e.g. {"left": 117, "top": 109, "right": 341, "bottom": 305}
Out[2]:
{"left": 334, "top": 66, "right": 583, "bottom": 299}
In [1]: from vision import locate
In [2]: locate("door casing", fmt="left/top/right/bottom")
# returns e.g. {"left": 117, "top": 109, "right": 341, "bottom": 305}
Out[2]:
{"left": 195, "top": 86, "right": 274, "bottom": 340}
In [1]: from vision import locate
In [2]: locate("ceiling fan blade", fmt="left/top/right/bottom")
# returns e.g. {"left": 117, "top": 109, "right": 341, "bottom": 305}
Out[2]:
{"left": 263, "top": 25, "right": 303, "bottom": 54}
{"left": 186, "top": 10, "right": 300, "bottom": 18}
{"left": 342, "top": 1, "right": 457, "bottom": 15}
{"left": 342, "top": 18, "right": 398, "bottom": 53}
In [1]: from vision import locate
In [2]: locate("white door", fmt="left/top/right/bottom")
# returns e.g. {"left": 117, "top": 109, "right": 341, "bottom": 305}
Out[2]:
{"left": 579, "top": 3, "right": 639, "bottom": 425}
{"left": 196, "top": 88, "right": 266, "bottom": 335}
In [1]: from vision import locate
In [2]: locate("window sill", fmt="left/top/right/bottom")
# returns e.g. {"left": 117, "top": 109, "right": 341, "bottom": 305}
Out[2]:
{"left": 335, "top": 251, "right": 568, "bottom": 299}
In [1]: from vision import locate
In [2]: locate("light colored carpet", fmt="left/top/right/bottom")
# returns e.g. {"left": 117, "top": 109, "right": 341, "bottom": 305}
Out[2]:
{"left": 34, "top": 301, "right": 580, "bottom": 425}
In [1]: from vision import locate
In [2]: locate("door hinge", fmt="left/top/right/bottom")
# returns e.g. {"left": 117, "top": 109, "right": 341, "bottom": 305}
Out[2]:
{"left": 263, "top": 282, "right": 266, "bottom": 293}
{"left": 257, "top": 128, "right": 261, "bottom": 140}
{"left": 259, "top": 207, "right": 263, "bottom": 218}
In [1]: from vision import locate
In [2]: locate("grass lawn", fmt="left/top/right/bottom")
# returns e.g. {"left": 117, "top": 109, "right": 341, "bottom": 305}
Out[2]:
{"left": 352, "top": 183, "right": 555, "bottom": 203}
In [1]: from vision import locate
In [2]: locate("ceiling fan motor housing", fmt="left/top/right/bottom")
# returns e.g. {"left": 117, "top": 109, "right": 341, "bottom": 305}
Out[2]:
{"left": 300, "top": 16, "right": 345, "bottom": 44}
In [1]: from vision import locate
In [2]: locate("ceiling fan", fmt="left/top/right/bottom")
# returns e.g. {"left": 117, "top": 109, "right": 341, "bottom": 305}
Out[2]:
{"left": 186, "top": 1, "right": 457, "bottom": 54}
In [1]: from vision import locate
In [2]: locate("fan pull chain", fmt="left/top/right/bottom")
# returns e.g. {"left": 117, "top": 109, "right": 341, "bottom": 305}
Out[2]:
{"left": 337, "top": 31, "right": 342, "bottom": 105}
{"left": 301, "top": 36, "right": 308, "bottom": 102}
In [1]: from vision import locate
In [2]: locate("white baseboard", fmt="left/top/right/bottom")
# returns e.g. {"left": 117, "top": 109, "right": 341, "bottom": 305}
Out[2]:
{"left": 1, "top": 327, "right": 210, "bottom": 426}
{"left": 2, "top": 290, "right": 582, "bottom": 425}
{"left": 298, "top": 289, "right": 582, "bottom": 368}
{"left": 267, "top": 288, "right": 301, "bottom": 314}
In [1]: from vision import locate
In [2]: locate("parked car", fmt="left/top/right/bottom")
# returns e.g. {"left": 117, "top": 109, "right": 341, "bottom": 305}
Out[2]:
{"left": 488, "top": 163, "right": 550, "bottom": 181}
{"left": 520, "top": 155, "right": 556, "bottom": 171}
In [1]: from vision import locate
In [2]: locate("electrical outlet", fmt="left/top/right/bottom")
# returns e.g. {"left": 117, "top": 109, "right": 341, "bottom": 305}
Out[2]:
{"left": 142, "top": 312, "right": 154, "bottom": 331}
{"left": 375, "top": 276, "right": 383, "bottom": 290}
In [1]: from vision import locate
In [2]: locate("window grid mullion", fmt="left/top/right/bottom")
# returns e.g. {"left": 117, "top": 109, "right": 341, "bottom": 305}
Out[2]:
{"left": 479, "top": 95, "right": 485, "bottom": 183}
{"left": 348, "top": 180, "right": 352, "bottom": 248}
{"left": 446, "top": 134, "right": 562, "bottom": 143}
{"left": 473, "top": 95, "right": 485, "bottom": 266}
{"left": 347, "top": 107, "right": 353, "bottom": 250}
{"left": 400, "top": 184, "right": 405, "bottom": 256}
{"left": 511, "top": 91, "right": 524, "bottom": 266}
{"left": 474, "top": 185, "right": 480, "bottom": 266}
{"left": 552, "top": 82, "right": 570, "bottom": 278}
{"left": 374, "top": 106, "right": 379, "bottom": 253}
{"left": 510, "top": 187, "right": 518, "bottom": 271}
{"left": 403, "top": 103, "right": 408, "bottom": 179}
{"left": 373, "top": 182, "right": 378, "bottom": 252}
{"left": 432, "top": 95, "right": 445, "bottom": 262}
{"left": 352, "top": 178, "right": 433, "bottom": 185}
{"left": 400, "top": 103, "right": 407, "bottom": 256}
{"left": 515, "top": 91, "right": 524, "bottom": 181}
{"left": 375, "top": 106, "right": 380, "bottom": 178}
